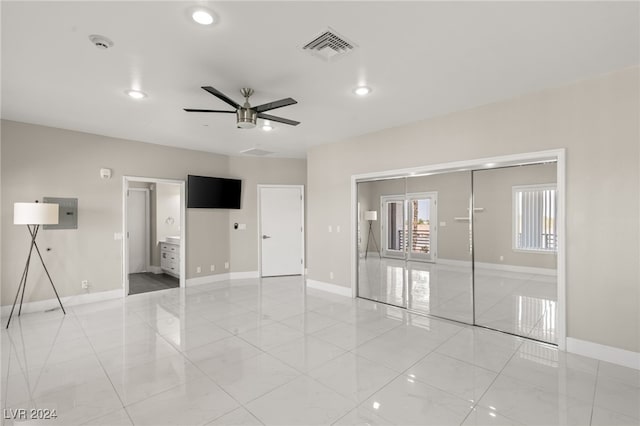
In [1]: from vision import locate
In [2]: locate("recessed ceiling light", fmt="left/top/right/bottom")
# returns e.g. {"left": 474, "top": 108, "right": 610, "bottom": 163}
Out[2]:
{"left": 125, "top": 89, "right": 147, "bottom": 99}
{"left": 354, "top": 86, "right": 372, "bottom": 96}
{"left": 262, "top": 121, "right": 273, "bottom": 132}
{"left": 192, "top": 9, "right": 214, "bottom": 25}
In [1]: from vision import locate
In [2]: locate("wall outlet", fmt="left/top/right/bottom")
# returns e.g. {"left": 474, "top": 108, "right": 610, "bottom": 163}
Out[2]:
{"left": 81, "top": 280, "right": 89, "bottom": 289}
{"left": 224, "top": 262, "right": 229, "bottom": 269}
{"left": 328, "top": 225, "right": 332, "bottom": 233}
{"left": 336, "top": 225, "right": 341, "bottom": 233}
{"left": 196, "top": 266, "right": 201, "bottom": 273}
{"left": 329, "top": 272, "right": 334, "bottom": 280}
{"left": 210, "top": 264, "right": 215, "bottom": 272}
{"left": 499, "top": 255, "right": 504, "bottom": 262}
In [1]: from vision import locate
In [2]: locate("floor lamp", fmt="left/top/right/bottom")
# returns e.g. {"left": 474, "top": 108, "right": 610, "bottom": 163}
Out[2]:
{"left": 364, "top": 210, "right": 380, "bottom": 259}
{"left": 6, "top": 202, "right": 66, "bottom": 328}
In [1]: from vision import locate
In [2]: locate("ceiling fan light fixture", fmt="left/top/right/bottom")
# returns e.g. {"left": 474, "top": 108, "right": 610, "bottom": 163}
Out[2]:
{"left": 237, "top": 108, "right": 257, "bottom": 129}
{"left": 262, "top": 121, "right": 273, "bottom": 131}
{"left": 192, "top": 9, "right": 214, "bottom": 25}
{"left": 354, "top": 85, "right": 372, "bottom": 96}
{"left": 125, "top": 89, "right": 147, "bottom": 99}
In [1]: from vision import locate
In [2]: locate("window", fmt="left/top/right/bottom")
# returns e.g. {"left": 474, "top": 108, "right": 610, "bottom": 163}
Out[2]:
{"left": 513, "top": 184, "right": 557, "bottom": 252}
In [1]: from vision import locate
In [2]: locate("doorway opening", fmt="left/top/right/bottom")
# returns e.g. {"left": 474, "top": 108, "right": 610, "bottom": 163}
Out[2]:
{"left": 123, "top": 176, "right": 186, "bottom": 295}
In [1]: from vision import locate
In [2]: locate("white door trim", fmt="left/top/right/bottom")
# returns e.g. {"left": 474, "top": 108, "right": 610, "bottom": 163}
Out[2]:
{"left": 350, "top": 148, "right": 566, "bottom": 350}
{"left": 127, "top": 188, "right": 151, "bottom": 273}
{"left": 380, "top": 194, "right": 406, "bottom": 259}
{"left": 123, "top": 176, "right": 186, "bottom": 295}
{"left": 257, "top": 184, "right": 305, "bottom": 277}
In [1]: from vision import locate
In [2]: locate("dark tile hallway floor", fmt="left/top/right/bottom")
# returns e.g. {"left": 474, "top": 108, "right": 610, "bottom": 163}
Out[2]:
{"left": 129, "top": 272, "right": 179, "bottom": 295}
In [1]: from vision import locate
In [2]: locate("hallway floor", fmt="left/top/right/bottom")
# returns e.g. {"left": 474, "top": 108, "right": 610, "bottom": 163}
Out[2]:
{"left": 129, "top": 272, "right": 179, "bottom": 295}
{"left": 1, "top": 276, "right": 638, "bottom": 425}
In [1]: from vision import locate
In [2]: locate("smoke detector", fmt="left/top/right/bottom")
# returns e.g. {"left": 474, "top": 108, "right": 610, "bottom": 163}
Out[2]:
{"left": 89, "top": 34, "right": 114, "bottom": 50}
{"left": 240, "top": 148, "right": 275, "bottom": 156}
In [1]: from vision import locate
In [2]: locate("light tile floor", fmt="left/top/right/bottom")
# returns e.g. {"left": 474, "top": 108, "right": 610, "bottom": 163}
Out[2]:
{"left": 2, "top": 276, "right": 638, "bottom": 425}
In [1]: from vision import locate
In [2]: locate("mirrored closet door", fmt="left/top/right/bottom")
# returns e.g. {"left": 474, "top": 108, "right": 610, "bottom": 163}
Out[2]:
{"left": 356, "top": 160, "right": 559, "bottom": 344}
{"left": 356, "top": 171, "right": 474, "bottom": 324}
{"left": 472, "top": 162, "right": 558, "bottom": 344}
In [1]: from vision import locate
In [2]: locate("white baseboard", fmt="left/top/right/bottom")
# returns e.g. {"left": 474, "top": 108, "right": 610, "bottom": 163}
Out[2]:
{"left": 148, "top": 266, "right": 163, "bottom": 274}
{"left": 475, "top": 261, "right": 556, "bottom": 276}
{"left": 437, "top": 258, "right": 555, "bottom": 276}
{"left": 186, "top": 273, "right": 231, "bottom": 287}
{"left": 230, "top": 271, "right": 259, "bottom": 279}
{"left": 437, "top": 258, "right": 472, "bottom": 268}
{"left": 1, "top": 289, "right": 123, "bottom": 317}
{"left": 567, "top": 337, "right": 640, "bottom": 371}
{"left": 186, "top": 271, "right": 260, "bottom": 286}
{"left": 306, "top": 279, "right": 353, "bottom": 298}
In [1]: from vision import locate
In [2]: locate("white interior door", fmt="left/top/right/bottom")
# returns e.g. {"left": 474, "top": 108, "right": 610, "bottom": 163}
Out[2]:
{"left": 128, "top": 189, "right": 148, "bottom": 274}
{"left": 259, "top": 186, "right": 304, "bottom": 277}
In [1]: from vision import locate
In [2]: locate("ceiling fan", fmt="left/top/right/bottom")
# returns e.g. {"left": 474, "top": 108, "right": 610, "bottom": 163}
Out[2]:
{"left": 184, "top": 86, "right": 300, "bottom": 129}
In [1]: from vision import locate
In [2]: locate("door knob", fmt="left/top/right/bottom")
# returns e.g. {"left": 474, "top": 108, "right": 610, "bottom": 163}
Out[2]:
{"left": 262, "top": 235, "right": 271, "bottom": 239}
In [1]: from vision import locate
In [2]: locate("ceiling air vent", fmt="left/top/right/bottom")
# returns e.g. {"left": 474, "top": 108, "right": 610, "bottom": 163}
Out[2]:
{"left": 302, "top": 27, "right": 357, "bottom": 62}
{"left": 240, "top": 148, "right": 274, "bottom": 156}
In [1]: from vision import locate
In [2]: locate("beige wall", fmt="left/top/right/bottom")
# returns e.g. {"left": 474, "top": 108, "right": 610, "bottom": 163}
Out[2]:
{"left": 474, "top": 163, "right": 557, "bottom": 269}
{"left": 307, "top": 67, "right": 640, "bottom": 352}
{"left": 228, "top": 156, "right": 307, "bottom": 273}
{"left": 1, "top": 120, "right": 306, "bottom": 305}
{"left": 155, "top": 182, "right": 181, "bottom": 266}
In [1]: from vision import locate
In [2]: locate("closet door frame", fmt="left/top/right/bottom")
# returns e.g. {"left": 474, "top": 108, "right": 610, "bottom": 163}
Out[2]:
{"left": 351, "top": 149, "right": 566, "bottom": 350}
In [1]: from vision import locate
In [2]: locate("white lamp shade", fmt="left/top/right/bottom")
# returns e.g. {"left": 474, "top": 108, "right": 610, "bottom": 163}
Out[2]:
{"left": 364, "top": 210, "right": 378, "bottom": 221}
{"left": 14, "top": 202, "right": 59, "bottom": 225}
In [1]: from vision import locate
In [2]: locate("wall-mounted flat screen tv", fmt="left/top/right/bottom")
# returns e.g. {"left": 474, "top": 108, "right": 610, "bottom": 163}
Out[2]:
{"left": 187, "top": 175, "right": 241, "bottom": 209}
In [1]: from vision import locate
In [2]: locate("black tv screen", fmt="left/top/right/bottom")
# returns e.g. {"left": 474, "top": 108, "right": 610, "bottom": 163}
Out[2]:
{"left": 187, "top": 175, "right": 241, "bottom": 209}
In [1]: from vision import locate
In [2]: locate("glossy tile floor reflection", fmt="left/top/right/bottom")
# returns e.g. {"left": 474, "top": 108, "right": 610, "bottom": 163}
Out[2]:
{"left": 358, "top": 258, "right": 557, "bottom": 343}
{"left": 3, "top": 276, "right": 637, "bottom": 425}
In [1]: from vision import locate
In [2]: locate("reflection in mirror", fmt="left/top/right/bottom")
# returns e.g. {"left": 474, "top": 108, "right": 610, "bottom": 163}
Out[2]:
{"left": 357, "top": 172, "right": 474, "bottom": 324}
{"left": 473, "top": 162, "right": 558, "bottom": 344}
{"left": 405, "top": 171, "right": 473, "bottom": 323}
{"left": 357, "top": 178, "right": 408, "bottom": 307}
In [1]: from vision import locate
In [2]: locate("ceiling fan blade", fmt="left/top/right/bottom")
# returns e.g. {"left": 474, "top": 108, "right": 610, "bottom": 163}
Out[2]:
{"left": 254, "top": 98, "right": 297, "bottom": 113}
{"left": 258, "top": 113, "right": 300, "bottom": 126}
{"left": 201, "top": 86, "right": 240, "bottom": 109}
{"left": 183, "top": 109, "right": 236, "bottom": 113}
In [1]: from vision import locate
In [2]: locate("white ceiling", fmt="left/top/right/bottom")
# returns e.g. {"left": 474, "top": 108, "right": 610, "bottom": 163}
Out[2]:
{"left": 2, "top": 1, "right": 638, "bottom": 158}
